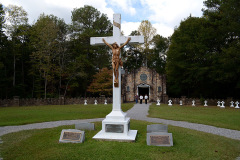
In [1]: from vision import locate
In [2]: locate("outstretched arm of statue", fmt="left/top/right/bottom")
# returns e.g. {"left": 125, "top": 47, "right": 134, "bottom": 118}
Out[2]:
{"left": 102, "top": 38, "right": 113, "bottom": 49}
{"left": 120, "top": 37, "right": 131, "bottom": 49}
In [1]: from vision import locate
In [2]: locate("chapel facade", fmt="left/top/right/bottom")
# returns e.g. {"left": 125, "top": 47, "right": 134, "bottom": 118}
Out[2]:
{"left": 122, "top": 66, "right": 168, "bottom": 103}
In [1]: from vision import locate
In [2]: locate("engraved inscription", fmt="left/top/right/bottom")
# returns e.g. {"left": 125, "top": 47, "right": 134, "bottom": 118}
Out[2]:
{"left": 105, "top": 124, "right": 124, "bottom": 133}
{"left": 62, "top": 131, "right": 81, "bottom": 141}
{"left": 150, "top": 135, "right": 170, "bottom": 145}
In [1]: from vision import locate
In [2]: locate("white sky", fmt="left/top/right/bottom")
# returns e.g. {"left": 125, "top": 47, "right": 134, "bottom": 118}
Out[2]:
{"left": 1, "top": 0, "right": 205, "bottom": 37}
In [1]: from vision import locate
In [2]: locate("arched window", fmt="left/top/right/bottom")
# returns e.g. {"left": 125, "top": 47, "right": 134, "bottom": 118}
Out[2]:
{"left": 158, "top": 86, "right": 162, "bottom": 92}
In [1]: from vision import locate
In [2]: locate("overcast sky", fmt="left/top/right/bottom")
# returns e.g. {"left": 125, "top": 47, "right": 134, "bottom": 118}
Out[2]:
{"left": 1, "top": 0, "right": 205, "bottom": 37}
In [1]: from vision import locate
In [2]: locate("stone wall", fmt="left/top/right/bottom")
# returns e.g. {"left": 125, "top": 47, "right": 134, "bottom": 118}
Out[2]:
{"left": 0, "top": 96, "right": 113, "bottom": 107}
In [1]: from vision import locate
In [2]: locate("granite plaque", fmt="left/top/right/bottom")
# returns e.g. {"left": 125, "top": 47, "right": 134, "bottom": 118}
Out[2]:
{"left": 147, "top": 132, "right": 173, "bottom": 146}
{"left": 150, "top": 135, "right": 170, "bottom": 145}
{"left": 105, "top": 124, "right": 124, "bottom": 133}
{"left": 59, "top": 129, "right": 85, "bottom": 143}
{"left": 147, "top": 124, "right": 168, "bottom": 133}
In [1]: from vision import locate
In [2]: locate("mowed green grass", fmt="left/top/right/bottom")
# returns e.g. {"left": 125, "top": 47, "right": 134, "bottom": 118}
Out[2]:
{"left": 1, "top": 120, "right": 240, "bottom": 160}
{"left": 149, "top": 104, "right": 240, "bottom": 130}
{"left": 0, "top": 103, "right": 133, "bottom": 126}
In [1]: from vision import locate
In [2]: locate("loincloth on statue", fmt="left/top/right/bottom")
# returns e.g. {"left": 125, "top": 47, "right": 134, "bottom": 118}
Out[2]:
{"left": 112, "top": 58, "right": 123, "bottom": 66}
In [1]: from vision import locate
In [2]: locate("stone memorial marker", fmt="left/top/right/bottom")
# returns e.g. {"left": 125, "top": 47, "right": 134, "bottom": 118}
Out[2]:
{"left": 147, "top": 132, "right": 173, "bottom": 147}
{"left": 217, "top": 101, "right": 221, "bottom": 107}
{"left": 192, "top": 100, "right": 195, "bottom": 106}
{"left": 230, "top": 101, "right": 234, "bottom": 107}
{"left": 75, "top": 123, "right": 95, "bottom": 131}
{"left": 168, "top": 100, "right": 172, "bottom": 106}
{"left": 235, "top": 101, "right": 239, "bottom": 109}
{"left": 147, "top": 124, "right": 168, "bottom": 133}
{"left": 90, "top": 13, "right": 144, "bottom": 141}
{"left": 204, "top": 100, "right": 208, "bottom": 106}
{"left": 94, "top": 99, "right": 97, "bottom": 105}
{"left": 220, "top": 101, "right": 225, "bottom": 108}
{"left": 156, "top": 99, "right": 160, "bottom": 106}
{"left": 104, "top": 99, "right": 107, "bottom": 105}
{"left": 84, "top": 99, "right": 87, "bottom": 105}
{"left": 59, "top": 129, "right": 85, "bottom": 143}
{"left": 179, "top": 100, "right": 183, "bottom": 106}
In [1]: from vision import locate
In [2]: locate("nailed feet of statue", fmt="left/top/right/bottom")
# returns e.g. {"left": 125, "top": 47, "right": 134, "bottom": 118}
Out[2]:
{"left": 114, "top": 79, "right": 119, "bottom": 87}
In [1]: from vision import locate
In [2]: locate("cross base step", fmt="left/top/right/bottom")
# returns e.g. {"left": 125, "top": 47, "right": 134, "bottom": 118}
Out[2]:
{"left": 93, "top": 130, "right": 137, "bottom": 142}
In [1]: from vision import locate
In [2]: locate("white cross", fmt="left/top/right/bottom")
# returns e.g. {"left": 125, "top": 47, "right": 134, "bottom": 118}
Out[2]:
{"left": 217, "top": 101, "right": 221, "bottom": 107}
{"left": 156, "top": 99, "right": 160, "bottom": 106}
{"left": 94, "top": 99, "right": 98, "bottom": 105}
{"left": 192, "top": 100, "right": 195, "bottom": 106}
{"left": 179, "top": 100, "right": 183, "bottom": 106}
{"left": 204, "top": 100, "right": 208, "bottom": 106}
{"left": 90, "top": 14, "right": 144, "bottom": 114}
{"left": 104, "top": 99, "right": 107, "bottom": 105}
{"left": 220, "top": 101, "right": 225, "bottom": 108}
{"left": 168, "top": 100, "right": 172, "bottom": 106}
{"left": 235, "top": 101, "right": 239, "bottom": 109}
{"left": 230, "top": 101, "right": 234, "bottom": 107}
{"left": 84, "top": 99, "right": 87, "bottom": 105}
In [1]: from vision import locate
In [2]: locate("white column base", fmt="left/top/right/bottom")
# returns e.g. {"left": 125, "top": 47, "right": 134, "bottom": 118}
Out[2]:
{"left": 93, "top": 111, "right": 137, "bottom": 142}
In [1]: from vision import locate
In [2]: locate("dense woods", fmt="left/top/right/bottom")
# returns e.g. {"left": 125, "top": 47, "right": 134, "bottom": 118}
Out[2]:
{"left": 0, "top": 0, "right": 239, "bottom": 99}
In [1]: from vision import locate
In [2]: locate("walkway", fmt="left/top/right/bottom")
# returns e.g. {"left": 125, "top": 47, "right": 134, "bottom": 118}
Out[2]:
{"left": 127, "top": 103, "right": 240, "bottom": 140}
{"left": 0, "top": 103, "right": 240, "bottom": 141}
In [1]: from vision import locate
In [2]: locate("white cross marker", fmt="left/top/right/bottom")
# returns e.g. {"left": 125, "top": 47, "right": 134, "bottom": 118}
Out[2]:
{"left": 217, "top": 101, "right": 221, "bottom": 107}
{"left": 168, "top": 100, "right": 172, "bottom": 106}
{"left": 235, "top": 101, "right": 239, "bottom": 109}
{"left": 204, "top": 100, "right": 208, "bottom": 106}
{"left": 220, "top": 101, "right": 225, "bottom": 108}
{"left": 230, "top": 101, "right": 234, "bottom": 107}
{"left": 90, "top": 14, "right": 144, "bottom": 117}
{"left": 156, "top": 99, "right": 160, "bottom": 106}
{"left": 179, "top": 100, "right": 183, "bottom": 106}
{"left": 94, "top": 99, "right": 98, "bottom": 105}
{"left": 192, "top": 100, "right": 195, "bottom": 106}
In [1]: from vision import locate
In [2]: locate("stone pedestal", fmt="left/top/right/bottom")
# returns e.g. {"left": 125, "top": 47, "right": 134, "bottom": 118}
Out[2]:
{"left": 93, "top": 110, "right": 137, "bottom": 142}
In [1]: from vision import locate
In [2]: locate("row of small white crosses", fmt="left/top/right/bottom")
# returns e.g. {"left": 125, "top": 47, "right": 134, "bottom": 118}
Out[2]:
{"left": 84, "top": 99, "right": 108, "bottom": 105}
{"left": 167, "top": 100, "right": 240, "bottom": 108}
{"left": 217, "top": 101, "right": 239, "bottom": 108}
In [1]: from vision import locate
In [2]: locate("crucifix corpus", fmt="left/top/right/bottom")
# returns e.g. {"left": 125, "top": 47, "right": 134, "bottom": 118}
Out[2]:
{"left": 90, "top": 14, "right": 144, "bottom": 141}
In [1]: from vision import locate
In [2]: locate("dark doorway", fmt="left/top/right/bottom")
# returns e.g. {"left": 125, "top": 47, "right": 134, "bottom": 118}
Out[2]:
{"left": 138, "top": 87, "right": 149, "bottom": 99}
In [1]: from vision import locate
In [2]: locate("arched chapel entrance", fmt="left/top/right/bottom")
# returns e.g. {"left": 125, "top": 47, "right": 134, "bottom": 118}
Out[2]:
{"left": 137, "top": 83, "right": 150, "bottom": 99}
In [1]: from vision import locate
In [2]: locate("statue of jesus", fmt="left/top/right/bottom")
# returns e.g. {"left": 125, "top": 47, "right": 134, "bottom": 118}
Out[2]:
{"left": 102, "top": 37, "right": 131, "bottom": 87}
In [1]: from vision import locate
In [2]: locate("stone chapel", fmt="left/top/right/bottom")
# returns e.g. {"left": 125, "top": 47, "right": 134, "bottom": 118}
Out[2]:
{"left": 122, "top": 66, "right": 168, "bottom": 102}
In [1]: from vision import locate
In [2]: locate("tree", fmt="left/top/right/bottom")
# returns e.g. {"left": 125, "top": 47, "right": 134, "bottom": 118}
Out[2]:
{"left": 87, "top": 68, "right": 113, "bottom": 96}
{"left": 4, "top": 4, "right": 28, "bottom": 89}
{"left": 30, "top": 14, "right": 67, "bottom": 98}
{"left": 0, "top": 3, "right": 5, "bottom": 69}
{"left": 166, "top": 16, "right": 215, "bottom": 97}
{"left": 202, "top": 0, "right": 240, "bottom": 98}
{"left": 147, "top": 34, "right": 168, "bottom": 74}
{"left": 138, "top": 20, "right": 156, "bottom": 50}
{"left": 69, "top": 5, "right": 113, "bottom": 97}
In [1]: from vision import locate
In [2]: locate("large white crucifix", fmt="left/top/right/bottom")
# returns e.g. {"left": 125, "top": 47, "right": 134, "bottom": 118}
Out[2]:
{"left": 90, "top": 14, "right": 144, "bottom": 141}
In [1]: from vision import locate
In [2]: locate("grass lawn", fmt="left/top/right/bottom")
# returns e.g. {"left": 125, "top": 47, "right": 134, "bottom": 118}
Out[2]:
{"left": 149, "top": 104, "right": 240, "bottom": 131}
{"left": 0, "top": 103, "right": 133, "bottom": 126}
{"left": 1, "top": 120, "right": 240, "bottom": 160}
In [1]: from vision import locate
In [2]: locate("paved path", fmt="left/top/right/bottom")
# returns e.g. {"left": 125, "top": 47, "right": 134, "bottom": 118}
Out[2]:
{"left": 1, "top": 103, "right": 240, "bottom": 141}
{"left": 127, "top": 103, "right": 240, "bottom": 140}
